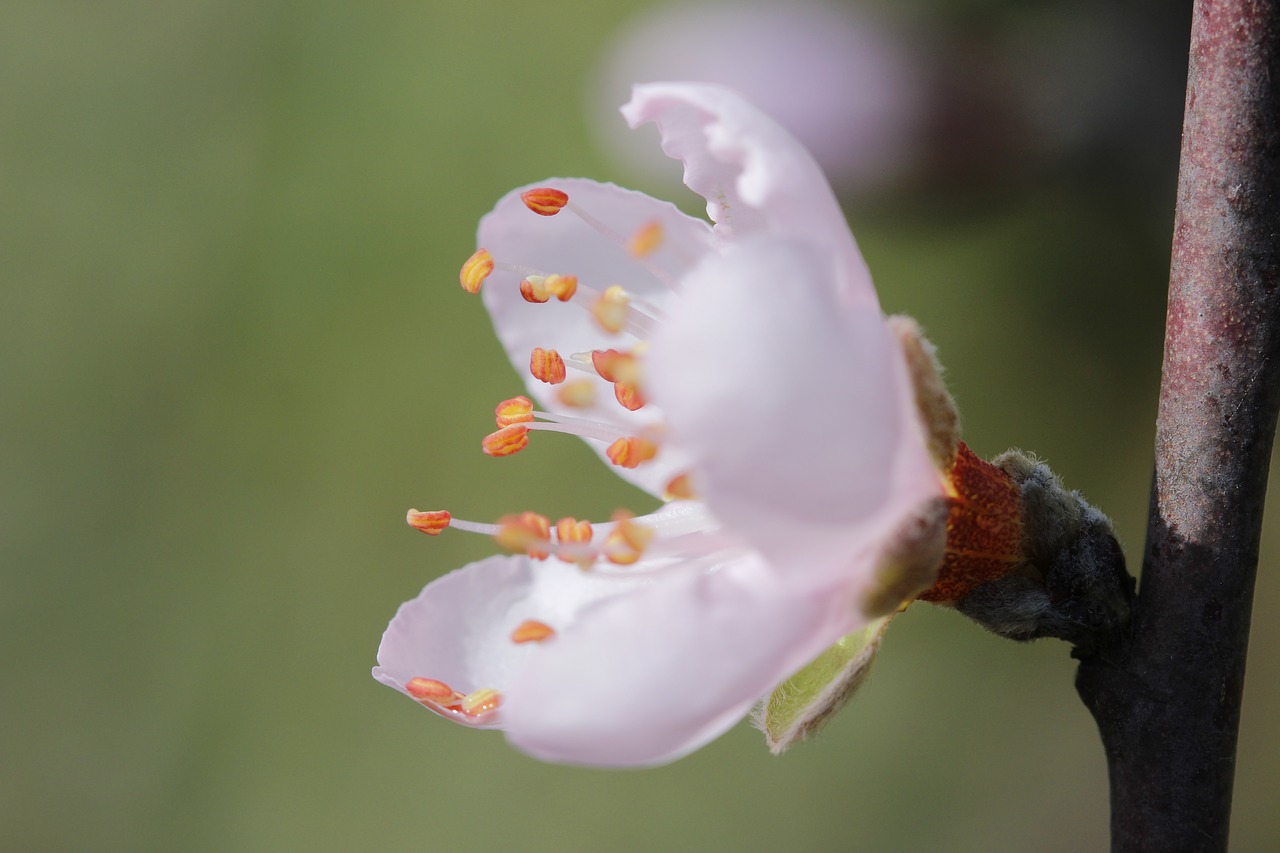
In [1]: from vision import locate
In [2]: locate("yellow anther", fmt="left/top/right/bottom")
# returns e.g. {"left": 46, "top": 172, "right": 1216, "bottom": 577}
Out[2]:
{"left": 530, "top": 347, "right": 567, "bottom": 384}
{"left": 613, "top": 381, "right": 645, "bottom": 411}
{"left": 406, "top": 509, "right": 452, "bottom": 535}
{"left": 482, "top": 424, "right": 529, "bottom": 457}
{"left": 627, "top": 220, "right": 663, "bottom": 258}
{"left": 591, "top": 285, "right": 630, "bottom": 334}
{"left": 494, "top": 396, "right": 534, "bottom": 428}
{"left": 520, "top": 275, "right": 550, "bottom": 303}
{"left": 606, "top": 436, "right": 658, "bottom": 469}
{"left": 495, "top": 511, "right": 552, "bottom": 558}
{"left": 556, "top": 379, "right": 596, "bottom": 408}
{"left": 460, "top": 249, "right": 494, "bottom": 294}
{"left": 521, "top": 187, "right": 569, "bottom": 216}
{"left": 405, "top": 677, "right": 462, "bottom": 705}
{"left": 461, "top": 687, "right": 503, "bottom": 716}
{"left": 511, "top": 619, "right": 557, "bottom": 643}
{"left": 543, "top": 274, "right": 578, "bottom": 301}
{"left": 663, "top": 473, "right": 696, "bottom": 501}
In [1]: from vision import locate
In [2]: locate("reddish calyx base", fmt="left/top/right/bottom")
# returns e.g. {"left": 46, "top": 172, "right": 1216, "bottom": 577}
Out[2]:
{"left": 918, "top": 442, "right": 1025, "bottom": 603}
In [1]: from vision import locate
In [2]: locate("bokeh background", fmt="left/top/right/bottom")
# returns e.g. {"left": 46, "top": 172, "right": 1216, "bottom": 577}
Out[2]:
{"left": 4, "top": 0, "right": 1277, "bottom": 850}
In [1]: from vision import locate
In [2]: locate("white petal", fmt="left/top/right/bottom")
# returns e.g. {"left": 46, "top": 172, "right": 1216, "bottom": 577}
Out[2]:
{"left": 478, "top": 178, "right": 710, "bottom": 496}
{"left": 646, "top": 236, "right": 944, "bottom": 587}
{"left": 622, "top": 82, "right": 875, "bottom": 305}
{"left": 503, "top": 552, "right": 858, "bottom": 766}
{"left": 373, "top": 554, "right": 649, "bottom": 729}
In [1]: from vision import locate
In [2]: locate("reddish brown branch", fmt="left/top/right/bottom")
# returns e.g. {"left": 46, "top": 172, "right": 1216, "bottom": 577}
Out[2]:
{"left": 1075, "top": 0, "right": 1280, "bottom": 849}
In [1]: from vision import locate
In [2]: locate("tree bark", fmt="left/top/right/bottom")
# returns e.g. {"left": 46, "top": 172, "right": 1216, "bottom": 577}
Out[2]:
{"left": 1075, "top": 1, "right": 1280, "bottom": 850}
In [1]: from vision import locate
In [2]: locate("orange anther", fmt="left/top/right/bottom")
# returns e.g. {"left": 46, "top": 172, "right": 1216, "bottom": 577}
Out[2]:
{"left": 461, "top": 687, "right": 503, "bottom": 716}
{"left": 406, "top": 677, "right": 461, "bottom": 704}
{"left": 612, "top": 509, "right": 655, "bottom": 549}
{"left": 627, "top": 220, "right": 663, "bottom": 258}
{"left": 606, "top": 436, "right": 658, "bottom": 469}
{"left": 520, "top": 275, "right": 550, "bottom": 303}
{"left": 511, "top": 619, "right": 557, "bottom": 643}
{"left": 521, "top": 187, "right": 569, "bottom": 216}
{"left": 543, "top": 274, "right": 578, "bottom": 301}
{"left": 604, "top": 510, "right": 654, "bottom": 565}
{"left": 556, "top": 516, "right": 593, "bottom": 542}
{"left": 494, "top": 396, "right": 534, "bottom": 428}
{"left": 591, "top": 348, "right": 639, "bottom": 384}
{"left": 663, "top": 473, "right": 695, "bottom": 501}
{"left": 530, "top": 347, "right": 567, "bottom": 384}
{"left": 406, "top": 509, "right": 452, "bottom": 535}
{"left": 591, "top": 348, "right": 624, "bottom": 382}
{"left": 483, "top": 424, "right": 529, "bottom": 457}
{"left": 614, "top": 382, "right": 645, "bottom": 411}
{"left": 556, "top": 379, "right": 596, "bottom": 408}
{"left": 495, "top": 511, "right": 552, "bottom": 558}
{"left": 554, "top": 516, "right": 595, "bottom": 564}
{"left": 591, "top": 285, "right": 629, "bottom": 334}
{"left": 460, "top": 249, "right": 494, "bottom": 294}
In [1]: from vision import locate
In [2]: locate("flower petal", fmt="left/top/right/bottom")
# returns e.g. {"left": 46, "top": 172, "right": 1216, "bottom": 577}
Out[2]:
{"left": 373, "top": 554, "right": 650, "bottom": 729}
{"left": 621, "top": 82, "right": 875, "bottom": 305}
{"left": 503, "top": 552, "right": 858, "bottom": 766}
{"left": 478, "top": 178, "right": 710, "bottom": 496}
{"left": 646, "top": 235, "right": 944, "bottom": 588}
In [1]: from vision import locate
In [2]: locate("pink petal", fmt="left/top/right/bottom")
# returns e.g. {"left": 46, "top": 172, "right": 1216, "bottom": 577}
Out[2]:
{"left": 645, "top": 236, "right": 944, "bottom": 586}
{"left": 621, "top": 82, "right": 875, "bottom": 305}
{"left": 503, "top": 552, "right": 858, "bottom": 766}
{"left": 477, "top": 178, "right": 710, "bottom": 496}
{"left": 373, "top": 554, "right": 648, "bottom": 730}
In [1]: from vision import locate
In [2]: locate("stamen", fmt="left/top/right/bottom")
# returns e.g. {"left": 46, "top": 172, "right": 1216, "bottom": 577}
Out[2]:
{"left": 494, "top": 260, "right": 544, "bottom": 278}
{"left": 483, "top": 424, "right": 530, "bottom": 457}
{"left": 530, "top": 347, "right": 567, "bottom": 384}
{"left": 495, "top": 511, "right": 552, "bottom": 558}
{"left": 495, "top": 396, "right": 534, "bottom": 427}
{"left": 460, "top": 249, "right": 494, "bottom": 294}
{"left": 606, "top": 436, "right": 659, "bottom": 468}
{"left": 558, "top": 521, "right": 591, "bottom": 539}
{"left": 613, "top": 382, "right": 645, "bottom": 411}
{"left": 461, "top": 688, "right": 503, "bottom": 716}
{"left": 405, "top": 677, "right": 462, "bottom": 705}
{"left": 511, "top": 619, "right": 557, "bottom": 643}
{"left": 519, "top": 275, "right": 550, "bottom": 303}
{"left": 627, "top": 220, "right": 663, "bottom": 258}
{"left": 406, "top": 509, "right": 452, "bottom": 535}
{"left": 663, "top": 473, "right": 695, "bottom": 501}
{"left": 522, "top": 410, "right": 630, "bottom": 444}
{"left": 603, "top": 509, "right": 655, "bottom": 565}
{"left": 592, "top": 285, "right": 630, "bottom": 334}
{"left": 543, "top": 274, "right": 577, "bottom": 301}
{"left": 521, "top": 187, "right": 570, "bottom": 216}
{"left": 556, "top": 379, "right": 597, "bottom": 408}
{"left": 588, "top": 348, "right": 640, "bottom": 384}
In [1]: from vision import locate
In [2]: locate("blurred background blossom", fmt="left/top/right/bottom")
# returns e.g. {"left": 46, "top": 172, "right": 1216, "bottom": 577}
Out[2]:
{"left": 590, "top": 0, "right": 930, "bottom": 195}
{"left": 3, "top": 1, "right": 1277, "bottom": 851}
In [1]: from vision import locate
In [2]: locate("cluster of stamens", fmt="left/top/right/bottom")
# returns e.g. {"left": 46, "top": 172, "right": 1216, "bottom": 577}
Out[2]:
{"left": 407, "top": 186, "right": 702, "bottom": 717}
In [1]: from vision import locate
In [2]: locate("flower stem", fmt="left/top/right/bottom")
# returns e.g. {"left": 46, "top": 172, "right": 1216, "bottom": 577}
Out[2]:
{"left": 1075, "top": 1, "right": 1280, "bottom": 849}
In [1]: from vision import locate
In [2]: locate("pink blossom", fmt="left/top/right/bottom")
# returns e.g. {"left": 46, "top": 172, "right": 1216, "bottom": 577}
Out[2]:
{"left": 374, "top": 83, "right": 947, "bottom": 767}
{"left": 590, "top": 1, "right": 930, "bottom": 195}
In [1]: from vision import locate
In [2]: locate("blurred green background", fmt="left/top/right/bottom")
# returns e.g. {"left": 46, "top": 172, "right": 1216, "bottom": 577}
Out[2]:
{"left": 3, "top": 1, "right": 1277, "bottom": 850}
